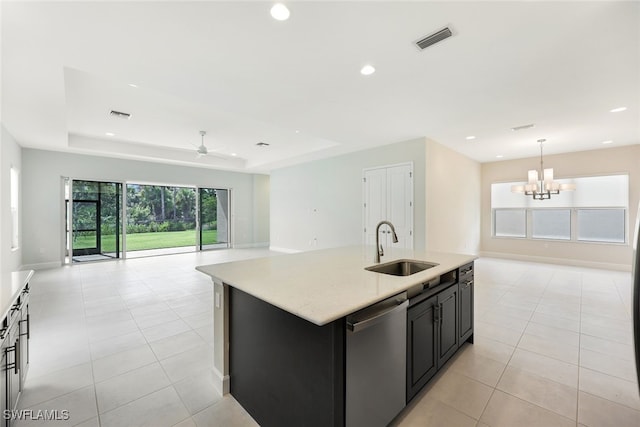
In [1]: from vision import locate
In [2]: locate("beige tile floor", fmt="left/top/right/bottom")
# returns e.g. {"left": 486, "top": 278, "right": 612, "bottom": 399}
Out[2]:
{"left": 13, "top": 251, "right": 640, "bottom": 427}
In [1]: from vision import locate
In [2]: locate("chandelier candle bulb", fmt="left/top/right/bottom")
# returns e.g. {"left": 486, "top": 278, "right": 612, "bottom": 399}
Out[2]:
{"left": 543, "top": 168, "right": 554, "bottom": 190}
{"left": 512, "top": 139, "right": 576, "bottom": 200}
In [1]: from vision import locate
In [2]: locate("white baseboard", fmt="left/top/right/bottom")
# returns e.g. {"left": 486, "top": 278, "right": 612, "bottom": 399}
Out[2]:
{"left": 212, "top": 366, "right": 230, "bottom": 396}
{"left": 20, "top": 261, "right": 62, "bottom": 271}
{"left": 232, "top": 242, "right": 270, "bottom": 249}
{"left": 479, "top": 251, "right": 631, "bottom": 272}
{"left": 268, "top": 246, "right": 301, "bottom": 254}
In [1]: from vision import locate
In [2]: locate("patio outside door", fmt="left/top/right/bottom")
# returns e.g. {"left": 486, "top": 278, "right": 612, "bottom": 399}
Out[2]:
{"left": 199, "top": 188, "right": 230, "bottom": 250}
{"left": 71, "top": 180, "right": 122, "bottom": 262}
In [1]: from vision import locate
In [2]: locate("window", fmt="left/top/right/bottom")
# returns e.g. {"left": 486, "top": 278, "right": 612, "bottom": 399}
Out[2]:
{"left": 577, "top": 209, "right": 625, "bottom": 243}
{"left": 492, "top": 174, "right": 628, "bottom": 244}
{"left": 532, "top": 209, "right": 570, "bottom": 240}
{"left": 494, "top": 209, "right": 526, "bottom": 237}
{"left": 10, "top": 167, "right": 19, "bottom": 249}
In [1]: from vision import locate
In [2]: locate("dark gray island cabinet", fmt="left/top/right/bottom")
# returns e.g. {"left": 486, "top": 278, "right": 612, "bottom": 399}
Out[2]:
{"left": 196, "top": 247, "right": 475, "bottom": 427}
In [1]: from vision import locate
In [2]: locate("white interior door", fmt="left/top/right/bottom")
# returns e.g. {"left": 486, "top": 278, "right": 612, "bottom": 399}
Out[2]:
{"left": 387, "top": 164, "right": 413, "bottom": 249}
{"left": 364, "top": 168, "right": 387, "bottom": 246}
{"left": 363, "top": 163, "right": 413, "bottom": 249}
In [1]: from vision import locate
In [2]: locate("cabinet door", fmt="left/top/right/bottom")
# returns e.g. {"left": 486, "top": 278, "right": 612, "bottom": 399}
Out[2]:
{"left": 19, "top": 301, "right": 29, "bottom": 388}
{"left": 1, "top": 344, "right": 7, "bottom": 427}
{"left": 6, "top": 322, "right": 20, "bottom": 413}
{"left": 406, "top": 295, "right": 438, "bottom": 402}
{"left": 459, "top": 277, "right": 474, "bottom": 343}
{"left": 437, "top": 285, "right": 458, "bottom": 368}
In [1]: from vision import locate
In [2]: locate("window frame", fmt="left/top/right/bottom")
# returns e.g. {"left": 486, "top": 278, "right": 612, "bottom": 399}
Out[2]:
{"left": 491, "top": 174, "right": 629, "bottom": 245}
{"left": 576, "top": 207, "right": 626, "bottom": 244}
{"left": 493, "top": 208, "right": 527, "bottom": 239}
{"left": 530, "top": 208, "right": 572, "bottom": 241}
{"left": 10, "top": 166, "right": 20, "bottom": 250}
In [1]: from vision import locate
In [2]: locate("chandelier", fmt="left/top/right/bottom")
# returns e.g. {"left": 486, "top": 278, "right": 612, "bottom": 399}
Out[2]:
{"left": 511, "top": 139, "right": 575, "bottom": 200}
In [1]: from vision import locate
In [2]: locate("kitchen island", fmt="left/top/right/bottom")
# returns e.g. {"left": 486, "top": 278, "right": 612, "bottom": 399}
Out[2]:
{"left": 196, "top": 246, "right": 476, "bottom": 427}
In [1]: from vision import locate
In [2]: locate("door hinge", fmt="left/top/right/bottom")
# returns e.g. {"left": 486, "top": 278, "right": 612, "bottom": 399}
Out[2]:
{"left": 409, "top": 171, "right": 412, "bottom": 178}
{"left": 363, "top": 177, "right": 366, "bottom": 183}
{"left": 364, "top": 202, "right": 366, "bottom": 208}
{"left": 410, "top": 230, "right": 412, "bottom": 236}
{"left": 409, "top": 201, "right": 412, "bottom": 207}
{"left": 364, "top": 228, "right": 367, "bottom": 233}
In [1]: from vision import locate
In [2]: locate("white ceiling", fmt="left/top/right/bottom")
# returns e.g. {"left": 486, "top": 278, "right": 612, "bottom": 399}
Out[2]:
{"left": 2, "top": 1, "right": 639, "bottom": 173}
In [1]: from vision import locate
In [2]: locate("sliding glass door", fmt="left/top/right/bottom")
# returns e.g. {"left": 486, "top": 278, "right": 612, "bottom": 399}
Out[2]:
{"left": 66, "top": 180, "right": 230, "bottom": 262}
{"left": 125, "top": 184, "right": 198, "bottom": 258}
{"left": 70, "top": 180, "right": 122, "bottom": 262}
{"left": 199, "top": 188, "right": 230, "bottom": 250}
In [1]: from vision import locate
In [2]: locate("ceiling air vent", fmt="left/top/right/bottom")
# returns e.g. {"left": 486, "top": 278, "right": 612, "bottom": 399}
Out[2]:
{"left": 511, "top": 123, "right": 535, "bottom": 131}
{"left": 415, "top": 27, "right": 452, "bottom": 50}
{"left": 256, "top": 142, "right": 270, "bottom": 147}
{"left": 109, "top": 110, "right": 131, "bottom": 120}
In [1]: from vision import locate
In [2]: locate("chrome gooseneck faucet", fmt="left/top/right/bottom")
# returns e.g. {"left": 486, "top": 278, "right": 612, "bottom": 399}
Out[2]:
{"left": 375, "top": 220, "right": 399, "bottom": 263}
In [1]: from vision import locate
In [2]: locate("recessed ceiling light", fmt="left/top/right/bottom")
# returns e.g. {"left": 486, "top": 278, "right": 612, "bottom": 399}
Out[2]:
{"left": 602, "top": 140, "right": 614, "bottom": 144}
{"left": 360, "top": 64, "right": 376, "bottom": 76}
{"left": 496, "top": 155, "right": 504, "bottom": 158}
{"left": 105, "top": 132, "right": 115, "bottom": 136}
{"left": 270, "top": 3, "right": 290, "bottom": 21}
{"left": 465, "top": 136, "right": 476, "bottom": 140}
{"left": 231, "top": 153, "right": 237, "bottom": 156}
{"left": 610, "top": 106, "right": 627, "bottom": 113}
{"left": 295, "top": 130, "right": 300, "bottom": 134}
{"left": 128, "top": 83, "right": 138, "bottom": 88}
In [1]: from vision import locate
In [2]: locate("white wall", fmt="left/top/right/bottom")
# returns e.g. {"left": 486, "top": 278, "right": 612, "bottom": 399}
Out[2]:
{"left": 21, "top": 149, "right": 269, "bottom": 269}
{"left": 481, "top": 144, "right": 640, "bottom": 270}
{"left": 252, "top": 174, "right": 270, "bottom": 246}
{"left": 425, "top": 139, "right": 481, "bottom": 254}
{"left": 270, "top": 138, "right": 427, "bottom": 252}
{"left": 0, "top": 125, "right": 23, "bottom": 273}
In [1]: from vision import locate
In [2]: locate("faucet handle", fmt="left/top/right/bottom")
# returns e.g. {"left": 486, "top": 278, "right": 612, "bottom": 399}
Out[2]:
{"left": 379, "top": 244, "right": 384, "bottom": 257}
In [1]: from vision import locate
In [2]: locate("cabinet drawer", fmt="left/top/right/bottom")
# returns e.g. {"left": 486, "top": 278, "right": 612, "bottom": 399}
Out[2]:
{"left": 458, "top": 263, "right": 474, "bottom": 280}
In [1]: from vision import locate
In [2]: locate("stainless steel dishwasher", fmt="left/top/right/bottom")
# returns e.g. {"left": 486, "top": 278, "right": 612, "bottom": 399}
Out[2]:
{"left": 346, "top": 291, "right": 408, "bottom": 427}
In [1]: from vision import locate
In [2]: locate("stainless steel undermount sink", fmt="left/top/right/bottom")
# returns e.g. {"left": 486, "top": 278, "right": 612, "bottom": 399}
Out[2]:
{"left": 365, "top": 259, "right": 439, "bottom": 276}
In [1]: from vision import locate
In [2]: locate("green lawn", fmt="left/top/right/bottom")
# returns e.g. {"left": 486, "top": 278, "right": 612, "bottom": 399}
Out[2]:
{"left": 74, "top": 229, "right": 219, "bottom": 252}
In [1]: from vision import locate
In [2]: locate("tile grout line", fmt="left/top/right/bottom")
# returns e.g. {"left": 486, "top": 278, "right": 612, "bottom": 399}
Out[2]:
{"left": 576, "top": 271, "right": 583, "bottom": 427}
{"left": 475, "top": 270, "right": 526, "bottom": 424}
{"left": 577, "top": 274, "right": 640, "bottom": 416}
{"left": 477, "top": 267, "right": 582, "bottom": 425}
{"left": 81, "top": 270, "right": 103, "bottom": 427}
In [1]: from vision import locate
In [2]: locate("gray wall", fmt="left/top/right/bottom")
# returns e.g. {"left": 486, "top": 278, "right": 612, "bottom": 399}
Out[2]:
{"left": 21, "top": 149, "right": 269, "bottom": 268}
{"left": 270, "top": 138, "right": 427, "bottom": 252}
{"left": 0, "top": 125, "right": 23, "bottom": 273}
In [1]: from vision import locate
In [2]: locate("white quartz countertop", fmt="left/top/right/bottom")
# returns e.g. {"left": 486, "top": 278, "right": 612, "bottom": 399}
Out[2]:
{"left": 1, "top": 270, "right": 34, "bottom": 322}
{"left": 196, "top": 246, "right": 476, "bottom": 326}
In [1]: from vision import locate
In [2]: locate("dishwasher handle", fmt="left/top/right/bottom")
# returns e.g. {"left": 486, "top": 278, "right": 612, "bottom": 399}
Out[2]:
{"left": 347, "top": 297, "right": 408, "bottom": 333}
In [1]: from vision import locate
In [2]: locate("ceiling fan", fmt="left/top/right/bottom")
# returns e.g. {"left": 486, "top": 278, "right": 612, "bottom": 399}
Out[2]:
{"left": 196, "top": 130, "right": 209, "bottom": 157}
{"left": 193, "top": 130, "right": 227, "bottom": 160}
